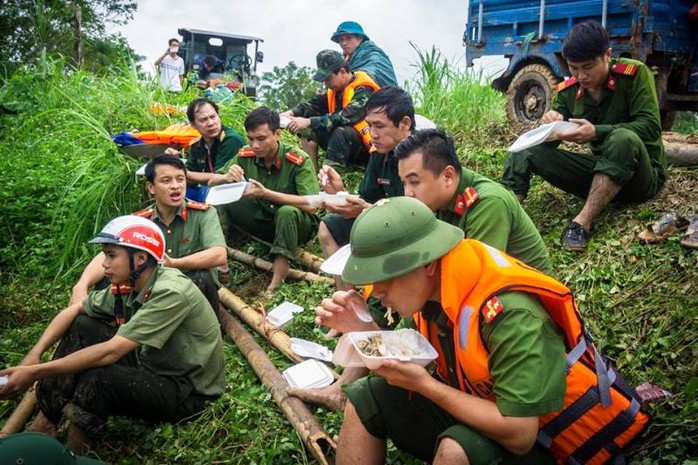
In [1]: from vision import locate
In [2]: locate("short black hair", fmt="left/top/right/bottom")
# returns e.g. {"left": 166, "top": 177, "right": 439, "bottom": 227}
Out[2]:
{"left": 186, "top": 98, "right": 219, "bottom": 123}
{"left": 245, "top": 107, "right": 280, "bottom": 132}
{"left": 168, "top": 38, "right": 180, "bottom": 46}
{"left": 394, "top": 129, "right": 462, "bottom": 176}
{"left": 365, "top": 87, "right": 415, "bottom": 130}
{"left": 145, "top": 155, "right": 186, "bottom": 183}
{"left": 562, "top": 21, "right": 610, "bottom": 62}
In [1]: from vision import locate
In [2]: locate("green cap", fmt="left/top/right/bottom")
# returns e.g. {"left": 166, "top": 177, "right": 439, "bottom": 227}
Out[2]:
{"left": 341, "top": 197, "right": 464, "bottom": 285}
{"left": 313, "top": 50, "right": 348, "bottom": 81}
{"left": 0, "top": 432, "right": 107, "bottom": 464}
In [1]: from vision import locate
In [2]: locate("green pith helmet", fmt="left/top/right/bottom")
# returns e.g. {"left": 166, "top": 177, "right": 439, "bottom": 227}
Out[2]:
{"left": 342, "top": 197, "right": 464, "bottom": 285}
{"left": 313, "top": 49, "right": 349, "bottom": 81}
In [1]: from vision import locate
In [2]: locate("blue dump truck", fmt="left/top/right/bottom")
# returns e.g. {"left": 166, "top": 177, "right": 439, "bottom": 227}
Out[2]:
{"left": 463, "top": 0, "right": 698, "bottom": 129}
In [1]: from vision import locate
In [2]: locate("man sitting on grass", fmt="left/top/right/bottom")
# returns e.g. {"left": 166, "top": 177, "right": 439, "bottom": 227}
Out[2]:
{"left": 0, "top": 216, "right": 225, "bottom": 454}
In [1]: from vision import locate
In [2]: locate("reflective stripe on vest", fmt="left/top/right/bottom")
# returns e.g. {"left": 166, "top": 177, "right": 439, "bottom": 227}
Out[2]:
{"left": 413, "top": 240, "right": 650, "bottom": 464}
{"left": 326, "top": 71, "right": 380, "bottom": 151}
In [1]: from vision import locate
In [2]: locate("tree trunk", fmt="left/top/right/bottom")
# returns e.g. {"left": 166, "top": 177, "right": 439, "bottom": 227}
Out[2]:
{"left": 227, "top": 247, "right": 333, "bottom": 284}
{"left": 72, "top": 2, "right": 82, "bottom": 67}
{"left": 216, "top": 306, "right": 336, "bottom": 465}
{"left": 295, "top": 250, "right": 325, "bottom": 272}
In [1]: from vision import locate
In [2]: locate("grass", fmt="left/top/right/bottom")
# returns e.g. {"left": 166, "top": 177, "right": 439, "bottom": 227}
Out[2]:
{"left": 1, "top": 52, "right": 697, "bottom": 464}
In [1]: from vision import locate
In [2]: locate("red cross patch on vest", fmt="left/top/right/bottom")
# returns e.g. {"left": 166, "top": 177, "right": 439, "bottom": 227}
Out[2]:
{"left": 482, "top": 296, "right": 504, "bottom": 324}
{"left": 238, "top": 148, "right": 256, "bottom": 158}
{"left": 285, "top": 151, "right": 305, "bottom": 166}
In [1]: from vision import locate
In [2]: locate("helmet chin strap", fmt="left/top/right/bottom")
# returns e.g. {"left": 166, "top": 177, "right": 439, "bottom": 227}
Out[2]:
{"left": 127, "top": 249, "right": 154, "bottom": 285}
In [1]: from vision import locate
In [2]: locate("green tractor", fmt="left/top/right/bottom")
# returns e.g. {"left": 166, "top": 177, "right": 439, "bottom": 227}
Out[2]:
{"left": 177, "top": 28, "right": 264, "bottom": 98}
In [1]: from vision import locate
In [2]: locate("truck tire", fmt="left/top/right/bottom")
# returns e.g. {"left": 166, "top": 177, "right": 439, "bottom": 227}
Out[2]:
{"left": 506, "top": 64, "right": 558, "bottom": 127}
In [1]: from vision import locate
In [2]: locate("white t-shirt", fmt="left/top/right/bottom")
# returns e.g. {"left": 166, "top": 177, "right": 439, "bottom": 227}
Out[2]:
{"left": 159, "top": 55, "right": 185, "bottom": 92}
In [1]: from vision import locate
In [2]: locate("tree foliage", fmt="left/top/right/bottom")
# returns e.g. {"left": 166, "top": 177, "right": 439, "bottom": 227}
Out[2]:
{"left": 0, "top": 0, "right": 138, "bottom": 76}
{"left": 258, "top": 61, "right": 319, "bottom": 111}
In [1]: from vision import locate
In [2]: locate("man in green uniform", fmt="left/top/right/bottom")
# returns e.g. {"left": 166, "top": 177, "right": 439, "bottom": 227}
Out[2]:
{"left": 330, "top": 21, "right": 398, "bottom": 87}
{"left": 0, "top": 216, "right": 225, "bottom": 454}
{"left": 397, "top": 129, "right": 552, "bottom": 274}
{"left": 70, "top": 155, "right": 227, "bottom": 309}
{"left": 281, "top": 50, "right": 380, "bottom": 170}
{"left": 500, "top": 21, "right": 666, "bottom": 250}
{"left": 183, "top": 98, "right": 245, "bottom": 201}
{"left": 317, "top": 86, "right": 412, "bottom": 291}
{"left": 213, "top": 107, "right": 319, "bottom": 293}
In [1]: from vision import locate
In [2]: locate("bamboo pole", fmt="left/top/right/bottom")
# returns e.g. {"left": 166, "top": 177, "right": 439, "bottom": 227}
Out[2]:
{"left": 218, "top": 287, "right": 301, "bottom": 363}
{"left": 227, "top": 247, "right": 333, "bottom": 284}
{"left": 294, "top": 250, "right": 325, "bottom": 272}
{"left": 218, "top": 288, "right": 339, "bottom": 380}
{"left": 0, "top": 387, "right": 37, "bottom": 436}
{"left": 216, "top": 306, "right": 336, "bottom": 465}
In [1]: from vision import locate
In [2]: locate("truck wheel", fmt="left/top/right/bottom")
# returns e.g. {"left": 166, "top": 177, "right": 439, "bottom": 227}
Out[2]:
{"left": 506, "top": 64, "right": 558, "bottom": 127}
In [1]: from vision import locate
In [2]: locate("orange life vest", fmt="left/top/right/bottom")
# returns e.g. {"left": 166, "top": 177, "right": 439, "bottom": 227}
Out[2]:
{"left": 132, "top": 123, "right": 201, "bottom": 147}
{"left": 326, "top": 71, "right": 380, "bottom": 151}
{"left": 413, "top": 240, "right": 650, "bottom": 465}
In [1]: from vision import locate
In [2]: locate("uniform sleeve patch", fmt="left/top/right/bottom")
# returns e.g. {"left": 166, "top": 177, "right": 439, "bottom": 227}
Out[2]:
{"left": 482, "top": 297, "right": 504, "bottom": 324}
{"left": 555, "top": 76, "right": 578, "bottom": 92}
{"left": 285, "top": 151, "right": 305, "bottom": 166}
{"left": 454, "top": 187, "right": 480, "bottom": 216}
{"left": 238, "top": 148, "right": 256, "bottom": 158}
{"left": 132, "top": 207, "right": 154, "bottom": 218}
{"left": 186, "top": 200, "right": 210, "bottom": 211}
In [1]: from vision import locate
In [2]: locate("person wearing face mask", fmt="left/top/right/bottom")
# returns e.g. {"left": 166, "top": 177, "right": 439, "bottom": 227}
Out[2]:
{"left": 155, "top": 38, "right": 185, "bottom": 92}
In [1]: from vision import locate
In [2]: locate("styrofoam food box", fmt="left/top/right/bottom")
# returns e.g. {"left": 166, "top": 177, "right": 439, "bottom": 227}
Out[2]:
{"left": 266, "top": 301, "right": 304, "bottom": 329}
{"left": 332, "top": 329, "right": 438, "bottom": 369}
{"left": 282, "top": 359, "right": 334, "bottom": 389}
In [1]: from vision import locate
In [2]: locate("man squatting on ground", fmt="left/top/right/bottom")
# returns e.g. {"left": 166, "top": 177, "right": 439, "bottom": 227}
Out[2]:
{"left": 211, "top": 107, "right": 319, "bottom": 293}
{"left": 316, "top": 197, "right": 648, "bottom": 465}
{"left": 70, "top": 155, "right": 227, "bottom": 311}
{"left": 500, "top": 21, "right": 666, "bottom": 251}
{"left": 0, "top": 216, "right": 225, "bottom": 454}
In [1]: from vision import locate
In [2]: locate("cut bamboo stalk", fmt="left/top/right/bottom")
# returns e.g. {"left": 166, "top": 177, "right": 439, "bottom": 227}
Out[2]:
{"left": 216, "top": 305, "right": 336, "bottom": 465}
{"left": 295, "top": 250, "right": 324, "bottom": 272}
{"left": 218, "top": 287, "right": 302, "bottom": 364}
{"left": 218, "top": 288, "right": 339, "bottom": 380}
{"left": 0, "top": 386, "right": 37, "bottom": 436}
{"left": 227, "top": 247, "right": 333, "bottom": 284}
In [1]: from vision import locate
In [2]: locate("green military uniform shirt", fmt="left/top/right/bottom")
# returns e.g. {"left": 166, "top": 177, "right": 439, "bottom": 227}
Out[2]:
{"left": 134, "top": 200, "right": 226, "bottom": 282}
{"left": 291, "top": 75, "right": 374, "bottom": 134}
{"left": 554, "top": 58, "right": 666, "bottom": 186}
{"left": 84, "top": 267, "right": 226, "bottom": 397}
{"left": 437, "top": 169, "right": 552, "bottom": 274}
{"left": 187, "top": 125, "right": 245, "bottom": 174}
{"left": 358, "top": 150, "right": 404, "bottom": 203}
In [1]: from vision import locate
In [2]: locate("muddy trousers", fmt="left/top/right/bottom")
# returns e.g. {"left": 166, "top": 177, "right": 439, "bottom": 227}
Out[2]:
{"left": 36, "top": 315, "right": 213, "bottom": 437}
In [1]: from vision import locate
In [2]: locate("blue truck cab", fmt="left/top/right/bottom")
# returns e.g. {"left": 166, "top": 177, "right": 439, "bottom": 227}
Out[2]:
{"left": 463, "top": 0, "right": 698, "bottom": 128}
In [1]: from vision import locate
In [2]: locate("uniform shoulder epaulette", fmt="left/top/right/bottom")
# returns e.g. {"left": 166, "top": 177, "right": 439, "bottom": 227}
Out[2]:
{"left": 556, "top": 76, "right": 578, "bottom": 92}
{"left": 238, "top": 148, "right": 256, "bottom": 157}
{"left": 285, "top": 151, "right": 305, "bottom": 166}
{"left": 482, "top": 296, "right": 504, "bottom": 324}
{"left": 454, "top": 186, "right": 480, "bottom": 216}
{"left": 132, "top": 207, "right": 154, "bottom": 218}
{"left": 611, "top": 62, "right": 639, "bottom": 76}
{"left": 186, "top": 200, "right": 210, "bottom": 211}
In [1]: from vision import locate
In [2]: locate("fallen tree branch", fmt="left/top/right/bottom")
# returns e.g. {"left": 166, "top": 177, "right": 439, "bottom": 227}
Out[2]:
{"left": 228, "top": 247, "right": 333, "bottom": 284}
{"left": 663, "top": 132, "right": 698, "bottom": 166}
{"left": 216, "top": 305, "right": 336, "bottom": 465}
{"left": 0, "top": 386, "right": 37, "bottom": 436}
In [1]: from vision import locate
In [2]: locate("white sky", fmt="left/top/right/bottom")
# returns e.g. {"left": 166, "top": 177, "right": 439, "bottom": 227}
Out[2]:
{"left": 113, "top": 0, "right": 506, "bottom": 85}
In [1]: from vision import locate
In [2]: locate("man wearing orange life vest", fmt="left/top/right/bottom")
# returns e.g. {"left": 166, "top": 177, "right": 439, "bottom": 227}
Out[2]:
{"left": 319, "top": 197, "right": 649, "bottom": 465}
{"left": 282, "top": 50, "right": 379, "bottom": 170}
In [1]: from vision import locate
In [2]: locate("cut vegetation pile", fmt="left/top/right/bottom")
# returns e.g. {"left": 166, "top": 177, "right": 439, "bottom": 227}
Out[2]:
{"left": 0, "top": 54, "right": 696, "bottom": 464}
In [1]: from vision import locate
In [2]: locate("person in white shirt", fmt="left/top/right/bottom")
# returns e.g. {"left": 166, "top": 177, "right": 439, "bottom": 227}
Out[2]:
{"left": 155, "top": 38, "right": 185, "bottom": 92}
